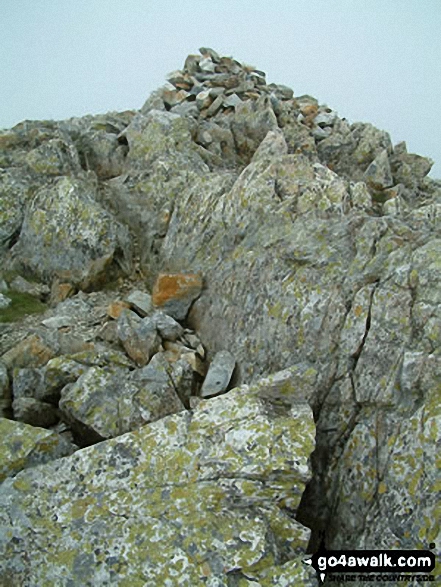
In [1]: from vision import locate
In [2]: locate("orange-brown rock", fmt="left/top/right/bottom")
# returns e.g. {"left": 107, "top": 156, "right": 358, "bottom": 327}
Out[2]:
{"left": 152, "top": 273, "right": 203, "bottom": 320}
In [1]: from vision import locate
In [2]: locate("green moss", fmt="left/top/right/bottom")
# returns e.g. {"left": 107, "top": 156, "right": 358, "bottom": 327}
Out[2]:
{"left": 0, "top": 290, "right": 47, "bottom": 323}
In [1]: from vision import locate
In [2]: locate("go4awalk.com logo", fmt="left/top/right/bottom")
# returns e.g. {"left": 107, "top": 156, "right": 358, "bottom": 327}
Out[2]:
{"left": 303, "top": 544, "right": 437, "bottom": 584}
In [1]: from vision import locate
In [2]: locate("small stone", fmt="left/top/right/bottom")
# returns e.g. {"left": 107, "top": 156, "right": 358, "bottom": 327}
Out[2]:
{"left": 152, "top": 273, "right": 203, "bottom": 321}
{"left": 199, "top": 57, "right": 215, "bottom": 73}
{"left": 205, "top": 95, "right": 224, "bottom": 118}
{"left": 42, "top": 315, "right": 75, "bottom": 329}
{"left": 182, "top": 351, "right": 206, "bottom": 377}
{"left": 267, "top": 83, "right": 293, "bottom": 100}
{"left": 184, "top": 54, "right": 200, "bottom": 74}
{"left": 0, "top": 278, "right": 8, "bottom": 292}
{"left": 200, "top": 350, "right": 235, "bottom": 398}
{"left": 199, "top": 47, "right": 220, "bottom": 63}
{"left": 248, "top": 71, "right": 266, "bottom": 86}
{"left": 166, "top": 71, "right": 194, "bottom": 90}
{"left": 223, "top": 94, "right": 242, "bottom": 109}
{"left": 171, "top": 102, "right": 199, "bottom": 119}
{"left": 315, "top": 109, "right": 337, "bottom": 128}
{"left": 0, "top": 293, "right": 11, "bottom": 309}
{"left": 196, "top": 90, "right": 213, "bottom": 110}
{"left": 107, "top": 300, "right": 130, "bottom": 320}
{"left": 152, "top": 311, "right": 184, "bottom": 342}
{"left": 162, "top": 87, "right": 190, "bottom": 109}
{"left": 97, "top": 321, "right": 118, "bottom": 344}
{"left": 125, "top": 291, "right": 153, "bottom": 317}
{"left": 117, "top": 310, "right": 161, "bottom": 367}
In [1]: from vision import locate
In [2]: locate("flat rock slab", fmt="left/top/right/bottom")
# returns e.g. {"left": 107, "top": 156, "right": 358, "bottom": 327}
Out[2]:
{"left": 0, "top": 418, "right": 76, "bottom": 483}
{"left": 0, "top": 371, "right": 315, "bottom": 585}
{"left": 152, "top": 272, "right": 203, "bottom": 320}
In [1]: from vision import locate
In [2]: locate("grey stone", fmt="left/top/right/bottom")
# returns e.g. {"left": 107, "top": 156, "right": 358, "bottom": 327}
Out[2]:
{"left": 205, "top": 94, "right": 224, "bottom": 117}
{"left": 199, "top": 47, "right": 221, "bottom": 62}
{"left": 223, "top": 93, "right": 242, "bottom": 109}
{"left": 151, "top": 311, "right": 184, "bottom": 341}
{"left": 200, "top": 350, "right": 236, "bottom": 398}
{"left": 59, "top": 358, "right": 185, "bottom": 445}
{"left": 199, "top": 56, "right": 216, "bottom": 73}
{"left": 267, "top": 83, "right": 293, "bottom": 100}
{"left": 117, "top": 310, "right": 161, "bottom": 367}
{"left": 170, "top": 101, "right": 199, "bottom": 118}
{"left": 315, "top": 109, "right": 338, "bottom": 127}
{"left": 125, "top": 290, "right": 153, "bottom": 317}
{"left": 196, "top": 89, "right": 212, "bottom": 110}
{"left": 42, "top": 315, "right": 76, "bottom": 329}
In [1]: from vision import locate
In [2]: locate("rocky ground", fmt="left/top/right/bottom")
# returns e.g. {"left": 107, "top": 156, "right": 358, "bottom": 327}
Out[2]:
{"left": 0, "top": 47, "right": 440, "bottom": 585}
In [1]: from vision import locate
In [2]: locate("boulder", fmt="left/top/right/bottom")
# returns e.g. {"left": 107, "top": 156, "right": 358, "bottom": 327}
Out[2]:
{"left": 0, "top": 370, "right": 315, "bottom": 585}
{"left": 8, "top": 176, "right": 133, "bottom": 290}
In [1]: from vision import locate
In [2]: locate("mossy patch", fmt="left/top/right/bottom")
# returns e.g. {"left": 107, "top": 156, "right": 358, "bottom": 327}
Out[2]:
{"left": 0, "top": 290, "right": 47, "bottom": 323}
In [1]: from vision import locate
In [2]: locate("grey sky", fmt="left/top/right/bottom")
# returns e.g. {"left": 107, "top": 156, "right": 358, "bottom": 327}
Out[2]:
{"left": 1, "top": 0, "right": 440, "bottom": 177}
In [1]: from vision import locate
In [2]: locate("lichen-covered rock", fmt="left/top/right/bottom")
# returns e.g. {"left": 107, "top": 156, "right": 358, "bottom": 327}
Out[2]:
{"left": 0, "top": 370, "right": 315, "bottom": 585}
{"left": 59, "top": 352, "right": 186, "bottom": 445}
{"left": 25, "top": 138, "right": 82, "bottom": 176}
{"left": 8, "top": 175, "right": 133, "bottom": 290}
{"left": 0, "top": 417, "right": 76, "bottom": 483}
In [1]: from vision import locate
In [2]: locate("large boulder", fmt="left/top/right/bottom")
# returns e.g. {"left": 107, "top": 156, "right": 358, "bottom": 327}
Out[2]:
{"left": 0, "top": 370, "right": 315, "bottom": 585}
{"left": 7, "top": 175, "right": 133, "bottom": 290}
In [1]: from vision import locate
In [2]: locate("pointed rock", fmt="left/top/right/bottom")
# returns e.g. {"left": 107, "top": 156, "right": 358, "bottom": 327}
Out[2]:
{"left": 200, "top": 350, "right": 236, "bottom": 398}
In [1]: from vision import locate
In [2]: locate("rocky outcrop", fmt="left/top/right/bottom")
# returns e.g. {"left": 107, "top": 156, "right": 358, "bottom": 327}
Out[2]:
{"left": 0, "top": 47, "right": 439, "bottom": 585}
{"left": 0, "top": 372, "right": 315, "bottom": 585}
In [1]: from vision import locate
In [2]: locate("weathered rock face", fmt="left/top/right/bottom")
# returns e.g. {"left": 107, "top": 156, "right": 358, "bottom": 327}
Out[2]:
{"left": 0, "top": 372, "right": 315, "bottom": 585}
{"left": 0, "top": 47, "right": 440, "bottom": 585}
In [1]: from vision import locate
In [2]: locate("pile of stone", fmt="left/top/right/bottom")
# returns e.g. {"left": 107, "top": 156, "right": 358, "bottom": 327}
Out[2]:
{"left": 1, "top": 271, "right": 238, "bottom": 451}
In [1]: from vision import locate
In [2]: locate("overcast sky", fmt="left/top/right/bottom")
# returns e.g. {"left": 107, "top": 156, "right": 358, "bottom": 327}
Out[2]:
{"left": 1, "top": 0, "right": 440, "bottom": 177}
